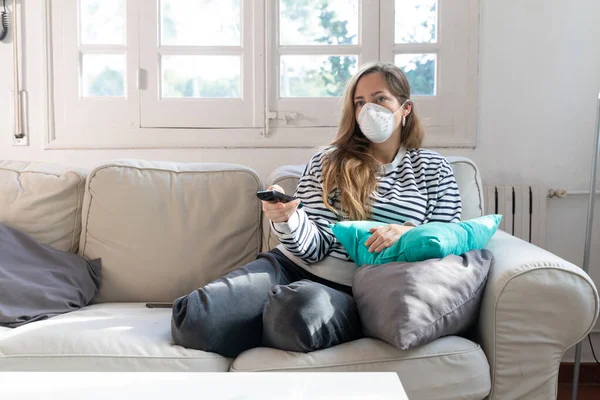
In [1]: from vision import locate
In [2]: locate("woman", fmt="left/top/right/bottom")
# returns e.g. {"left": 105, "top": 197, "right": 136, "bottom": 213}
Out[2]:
{"left": 171, "top": 62, "right": 462, "bottom": 357}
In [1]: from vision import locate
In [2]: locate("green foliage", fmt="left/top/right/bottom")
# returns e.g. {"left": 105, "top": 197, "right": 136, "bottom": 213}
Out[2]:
{"left": 162, "top": 71, "right": 239, "bottom": 98}
{"left": 87, "top": 1, "right": 434, "bottom": 99}
{"left": 159, "top": 1, "right": 239, "bottom": 98}
{"left": 162, "top": 3, "right": 177, "bottom": 43}
{"left": 315, "top": 4, "right": 356, "bottom": 96}
{"left": 88, "top": 67, "right": 124, "bottom": 97}
{"left": 402, "top": 58, "right": 435, "bottom": 96}
{"left": 281, "top": 0, "right": 356, "bottom": 97}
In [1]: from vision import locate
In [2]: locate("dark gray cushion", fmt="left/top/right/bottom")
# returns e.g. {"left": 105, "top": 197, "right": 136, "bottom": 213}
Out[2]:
{"left": 0, "top": 224, "right": 101, "bottom": 328}
{"left": 352, "top": 249, "right": 492, "bottom": 350}
{"left": 261, "top": 280, "right": 363, "bottom": 352}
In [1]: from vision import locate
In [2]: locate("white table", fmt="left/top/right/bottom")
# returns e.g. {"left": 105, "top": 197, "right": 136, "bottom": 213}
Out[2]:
{"left": 0, "top": 372, "right": 408, "bottom": 399}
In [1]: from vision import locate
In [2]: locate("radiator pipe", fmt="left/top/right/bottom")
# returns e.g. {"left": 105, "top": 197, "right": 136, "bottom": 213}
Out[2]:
{"left": 548, "top": 189, "right": 600, "bottom": 198}
{"left": 562, "top": 190, "right": 600, "bottom": 196}
{"left": 572, "top": 91, "right": 600, "bottom": 400}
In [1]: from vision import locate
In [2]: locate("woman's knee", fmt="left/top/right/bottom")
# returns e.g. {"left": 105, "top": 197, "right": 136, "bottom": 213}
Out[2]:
{"left": 171, "top": 272, "right": 272, "bottom": 357}
{"left": 262, "top": 280, "right": 362, "bottom": 352}
{"left": 171, "top": 290, "right": 211, "bottom": 350}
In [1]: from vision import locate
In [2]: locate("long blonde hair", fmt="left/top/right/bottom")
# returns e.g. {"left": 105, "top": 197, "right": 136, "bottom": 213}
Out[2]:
{"left": 322, "top": 62, "right": 424, "bottom": 221}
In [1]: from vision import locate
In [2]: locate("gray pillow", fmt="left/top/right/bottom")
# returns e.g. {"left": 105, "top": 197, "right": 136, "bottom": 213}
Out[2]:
{"left": 352, "top": 249, "right": 492, "bottom": 350}
{"left": 261, "top": 280, "right": 363, "bottom": 353}
{"left": 0, "top": 224, "right": 101, "bottom": 328}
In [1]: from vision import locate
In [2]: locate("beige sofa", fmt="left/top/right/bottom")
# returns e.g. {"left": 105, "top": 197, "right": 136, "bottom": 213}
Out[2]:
{"left": 0, "top": 157, "right": 597, "bottom": 400}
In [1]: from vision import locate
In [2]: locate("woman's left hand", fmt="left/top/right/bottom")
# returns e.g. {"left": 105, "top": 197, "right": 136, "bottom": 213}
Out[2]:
{"left": 365, "top": 224, "right": 414, "bottom": 253}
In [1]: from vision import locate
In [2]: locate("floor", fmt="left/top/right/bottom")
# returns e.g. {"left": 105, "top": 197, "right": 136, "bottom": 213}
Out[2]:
{"left": 557, "top": 362, "right": 600, "bottom": 399}
{"left": 557, "top": 384, "right": 600, "bottom": 399}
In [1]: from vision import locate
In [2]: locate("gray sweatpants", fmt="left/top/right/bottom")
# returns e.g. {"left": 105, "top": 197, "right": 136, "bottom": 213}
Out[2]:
{"left": 171, "top": 249, "right": 363, "bottom": 357}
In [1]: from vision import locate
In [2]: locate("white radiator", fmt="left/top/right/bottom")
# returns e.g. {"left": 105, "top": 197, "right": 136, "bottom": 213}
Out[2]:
{"left": 483, "top": 185, "right": 547, "bottom": 248}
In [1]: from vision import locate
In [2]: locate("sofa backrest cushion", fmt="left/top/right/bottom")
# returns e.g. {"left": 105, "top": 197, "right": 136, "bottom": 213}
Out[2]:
{"left": 80, "top": 160, "right": 262, "bottom": 303}
{"left": 262, "top": 156, "right": 484, "bottom": 252}
{"left": 0, "top": 161, "right": 87, "bottom": 253}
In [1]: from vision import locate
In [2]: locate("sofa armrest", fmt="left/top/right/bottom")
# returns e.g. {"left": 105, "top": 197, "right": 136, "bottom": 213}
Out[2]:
{"left": 479, "top": 230, "right": 599, "bottom": 399}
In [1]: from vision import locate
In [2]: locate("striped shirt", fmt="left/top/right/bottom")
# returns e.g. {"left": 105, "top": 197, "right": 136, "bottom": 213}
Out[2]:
{"left": 271, "top": 147, "right": 462, "bottom": 286}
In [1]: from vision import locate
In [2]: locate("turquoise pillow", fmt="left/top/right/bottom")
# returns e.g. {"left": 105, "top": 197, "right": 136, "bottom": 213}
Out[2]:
{"left": 331, "top": 215, "right": 502, "bottom": 266}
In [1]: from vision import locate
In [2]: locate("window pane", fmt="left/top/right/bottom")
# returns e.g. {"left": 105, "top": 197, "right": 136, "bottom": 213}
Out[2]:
{"left": 395, "top": 54, "right": 436, "bottom": 96}
{"left": 80, "top": 0, "right": 126, "bottom": 45}
{"left": 280, "top": 0, "right": 358, "bottom": 46}
{"left": 280, "top": 55, "right": 357, "bottom": 97}
{"left": 81, "top": 54, "right": 125, "bottom": 97}
{"left": 395, "top": 0, "right": 437, "bottom": 44}
{"left": 161, "top": 0, "right": 240, "bottom": 46}
{"left": 161, "top": 56, "right": 241, "bottom": 98}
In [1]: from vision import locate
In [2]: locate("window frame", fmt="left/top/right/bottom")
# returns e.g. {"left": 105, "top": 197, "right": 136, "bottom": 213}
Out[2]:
{"left": 265, "top": 0, "right": 379, "bottom": 131}
{"left": 379, "top": 0, "right": 479, "bottom": 147}
{"left": 43, "top": 0, "right": 479, "bottom": 149}
{"left": 47, "top": 0, "right": 140, "bottom": 147}
{"left": 138, "top": 0, "right": 264, "bottom": 129}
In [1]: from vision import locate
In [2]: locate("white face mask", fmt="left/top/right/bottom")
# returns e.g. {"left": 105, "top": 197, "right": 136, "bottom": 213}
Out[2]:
{"left": 357, "top": 99, "right": 410, "bottom": 143}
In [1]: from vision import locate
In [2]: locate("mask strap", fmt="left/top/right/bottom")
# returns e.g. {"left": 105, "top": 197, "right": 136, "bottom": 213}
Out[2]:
{"left": 393, "top": 99, "right": 411, "bottom": 115}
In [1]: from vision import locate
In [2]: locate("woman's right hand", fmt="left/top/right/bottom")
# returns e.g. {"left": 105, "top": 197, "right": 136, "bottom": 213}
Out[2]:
{"left": 262, "top": 185, "right": 302, "bottom": 223}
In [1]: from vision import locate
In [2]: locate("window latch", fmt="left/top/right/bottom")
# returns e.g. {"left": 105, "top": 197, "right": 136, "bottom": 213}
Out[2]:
{"left": 266, "top": 111, "right": 299, "bottom": 125}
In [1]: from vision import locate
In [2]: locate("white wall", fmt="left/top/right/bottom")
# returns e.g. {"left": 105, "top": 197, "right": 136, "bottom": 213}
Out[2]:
{"left": 0, "top": 1, "right": 599, "bottom": 360}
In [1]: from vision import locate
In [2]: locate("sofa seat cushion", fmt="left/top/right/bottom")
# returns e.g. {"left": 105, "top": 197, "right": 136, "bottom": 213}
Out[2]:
{"left": 0, "top": 303, "right": 231, "bottom": 372}
{"left": 231, "top": 336, "right": 490, "bottom": 400}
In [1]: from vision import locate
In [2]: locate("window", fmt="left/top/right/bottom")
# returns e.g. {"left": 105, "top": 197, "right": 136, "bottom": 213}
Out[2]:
{"left": 380, "top": 0, "right": 479, "bottom": 146}
{"left": 45, "top": 0, "right": 478, "bottom": 148}
{"left": 50, "top": 0, "right": 139, "bottom": 142}
{"left": 267, "top": 0, "right": 378, "bottom": 129}
{"left": 139, "top": 0, "right": 262, "bottom": 128}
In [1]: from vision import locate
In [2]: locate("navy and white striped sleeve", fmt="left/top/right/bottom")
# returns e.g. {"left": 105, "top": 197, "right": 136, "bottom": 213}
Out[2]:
{"left": 269, "top": 152, "right": 339, "bottom": 264}
{"left": 429, "top": 158, "right": 462, "bottom": 223}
